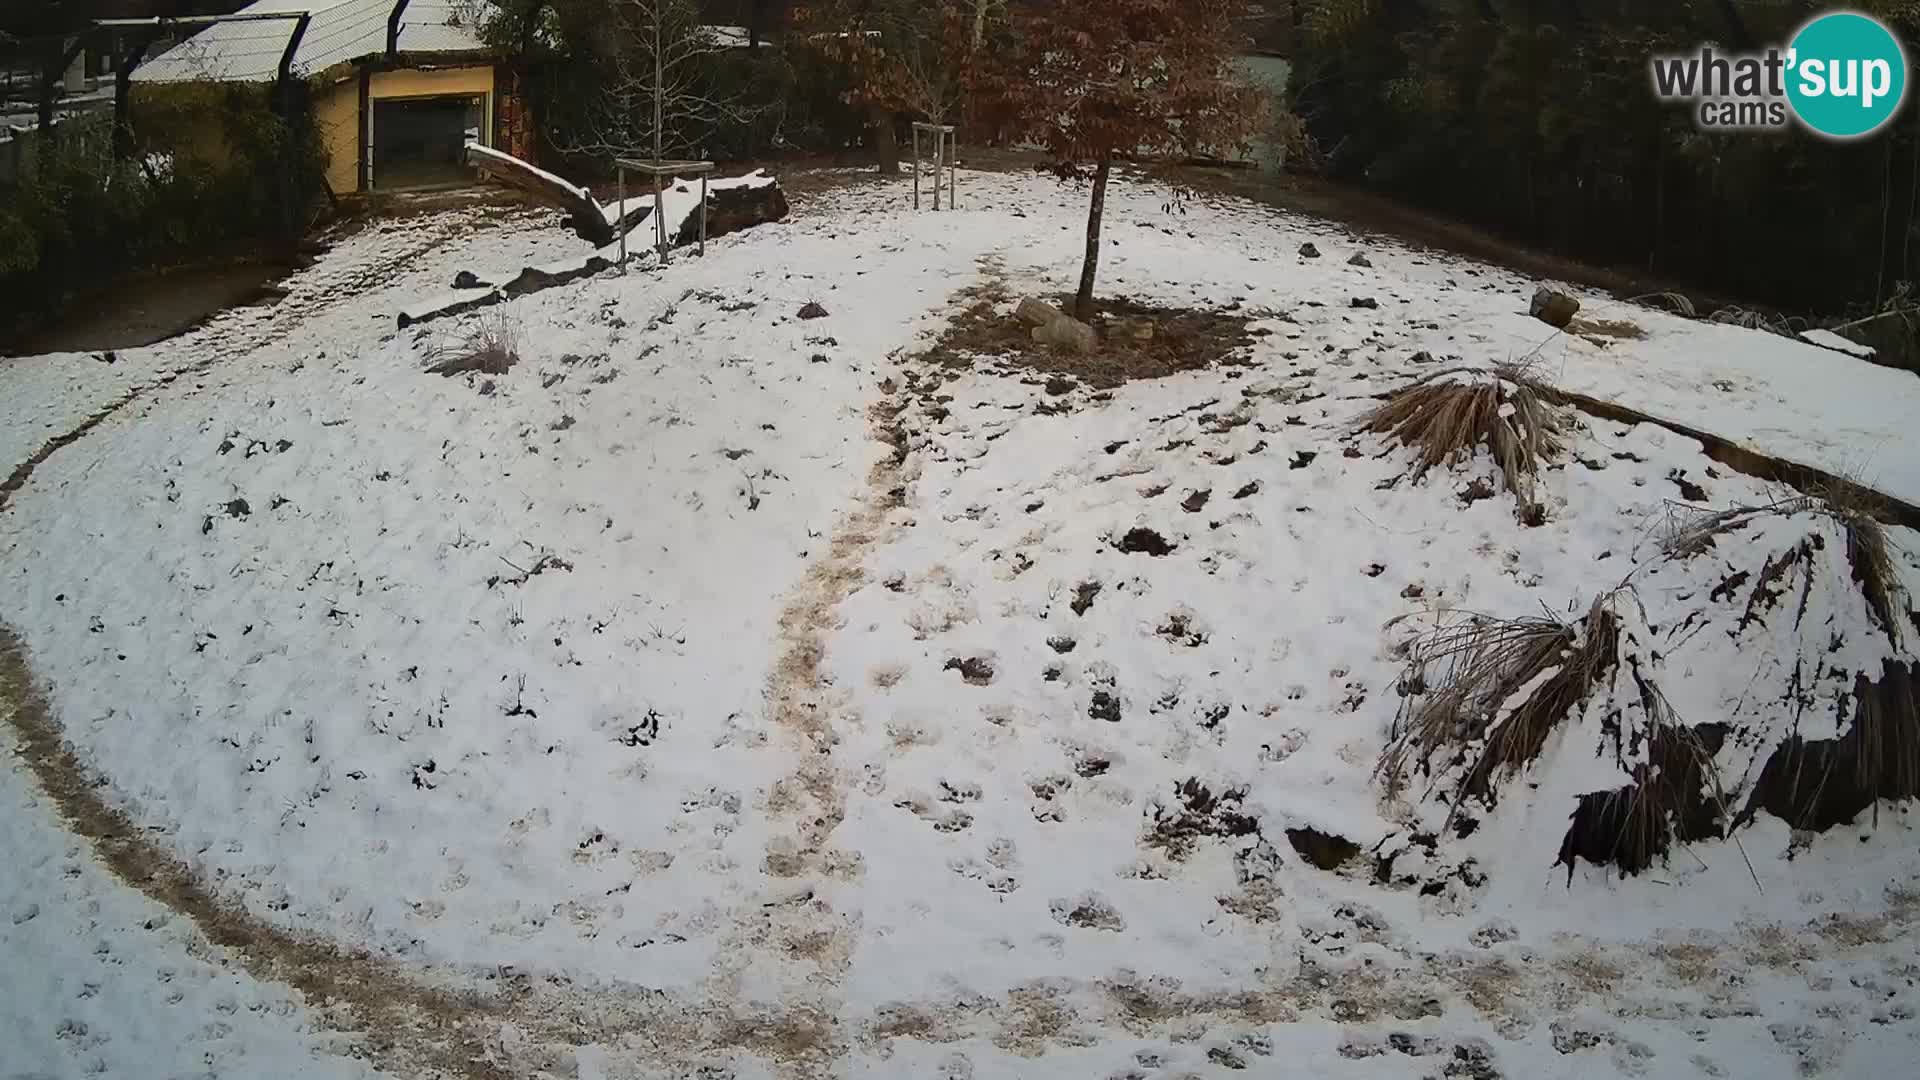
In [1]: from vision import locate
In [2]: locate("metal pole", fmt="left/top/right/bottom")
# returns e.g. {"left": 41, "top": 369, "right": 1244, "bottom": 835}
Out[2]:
{"left": 932, "top": 127, "right": 941, "bottom": 211}
{"left": 912, "top": 127, "right": 920, "bottom": 210}
{"left": 699, "top": 173, "right": 708, "bottom": 256}
{"left": 617, "top": 164, "right": 627, "bottom": 270}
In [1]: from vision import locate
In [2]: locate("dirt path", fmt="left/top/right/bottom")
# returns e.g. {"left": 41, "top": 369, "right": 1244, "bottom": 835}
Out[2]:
{"left": 0, "top": 290, "right": 926, "bottom": 1076}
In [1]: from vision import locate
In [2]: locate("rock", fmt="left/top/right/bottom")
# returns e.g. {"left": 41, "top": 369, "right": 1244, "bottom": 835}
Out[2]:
{"left": 798, "top": 301, "right": 830, "bottom": 320}
{"left": 1530, "top": 286, "right": 1581, "bottom": 329}
{"left": 1017, "top": 296, "right": 1064, "bottom": 326}
{"left": 1032, "top": 315, "right": 1095, "bottom": 354}
{"left": 1299, "top": 242, "right": 1322, "bottom": 258}
{"left": 1350, "top": 297, "right": 1379, "bottom": 310}
{"left": 452, "top": 270, "right": 488, "bottom": 289}
{"left": 1348, "top": 252, "right": 1373, "bottom": 268}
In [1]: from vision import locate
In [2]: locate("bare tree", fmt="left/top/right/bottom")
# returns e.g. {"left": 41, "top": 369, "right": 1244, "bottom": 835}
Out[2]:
{"left": 558, "top": 0, "right": 752, "bottom": 164}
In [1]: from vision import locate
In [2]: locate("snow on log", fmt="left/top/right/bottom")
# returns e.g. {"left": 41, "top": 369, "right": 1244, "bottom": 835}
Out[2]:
{"left": 466, "top": 143, "right": 614, "bottom": 246}
{"left": 601, "top": 170, "right": 789, "bottom": 246}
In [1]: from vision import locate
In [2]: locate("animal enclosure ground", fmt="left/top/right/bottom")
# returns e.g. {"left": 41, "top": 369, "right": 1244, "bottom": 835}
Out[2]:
{"left": 1, "top": 167, "right": 1918, "bottom": 1080}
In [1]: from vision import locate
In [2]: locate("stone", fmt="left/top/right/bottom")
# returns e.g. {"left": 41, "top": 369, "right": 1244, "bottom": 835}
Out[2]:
{"left": 798, "top": 301, "right": 830, "bottom": 320}
{"left": 1348, "top": 252, "right": 1373, "bottom": 267}
{"left": 452, "top": 270, "right": 488, "bottom": 289}
{"left": 1351, "top": 297, "right": 1379, "bottom": 310}
{"left": 1299, "top": 242, "right": 1322, "bottom": 258}
{"left": 1530, "top": 287, "right": 1581, "bottom": 329}
{"left": 1017, "top": 296, "right": 1065, "bottom": 326}
{"left": 1032, "top": 316, "right": 1095, "bottom": 354}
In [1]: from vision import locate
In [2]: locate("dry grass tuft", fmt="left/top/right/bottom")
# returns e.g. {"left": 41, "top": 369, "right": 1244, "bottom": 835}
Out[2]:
{"left": 426, "top": 313, "right": 521, "bottom": 376}
{"left": 1380, "top": 593, "right": 1622, "bottom": 810}
{"left": 1359, "top": 367, "right": 1567, "bottom": 512}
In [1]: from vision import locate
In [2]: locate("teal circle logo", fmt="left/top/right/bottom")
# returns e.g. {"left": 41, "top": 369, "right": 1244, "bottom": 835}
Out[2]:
{"left": 1786, "top": 11, "right": 1908, "bottom": 139}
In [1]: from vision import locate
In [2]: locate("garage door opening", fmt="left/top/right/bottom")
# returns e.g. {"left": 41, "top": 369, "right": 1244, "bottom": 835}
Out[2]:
{"left": 372, "top": 94, "right": 486, "bottom": 190}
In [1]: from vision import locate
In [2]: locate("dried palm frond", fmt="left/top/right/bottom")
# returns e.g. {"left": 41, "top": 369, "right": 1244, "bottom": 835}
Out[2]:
{"left": 1657, "top": 496, "right": 1817, "bottom": 559}
{"left": 1358, "top": 367, "right": 1568, "bottom": 511}
{"left": 1628, "top": 291, "right": 1698, "bottom": 318}
{"left": 1380, "top": 593, "right": 1624, "bottom": 808}
{"left": 1707, "top": 305, "right": 1795, "bottom": 337}
{"left": 1659, "top": 490, "right": 1905, "bottom": 647}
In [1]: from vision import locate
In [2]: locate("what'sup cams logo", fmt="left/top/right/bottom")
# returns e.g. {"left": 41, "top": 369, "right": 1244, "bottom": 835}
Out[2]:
{"left": 1651, "top": 10, "right": 1908, "bottom": 138}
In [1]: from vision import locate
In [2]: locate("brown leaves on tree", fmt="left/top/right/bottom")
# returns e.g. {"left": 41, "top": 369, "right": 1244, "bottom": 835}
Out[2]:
{"left": 975, "top": 0, "right": 1263, "bottom": 316}
{"left": 980, "top": 0, "right": 1263, "bottom": 171}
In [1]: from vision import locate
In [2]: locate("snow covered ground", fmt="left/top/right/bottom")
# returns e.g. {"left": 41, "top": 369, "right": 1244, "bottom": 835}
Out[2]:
{"left": 2, "top": 168, "right": 1917, "bottom": 1078}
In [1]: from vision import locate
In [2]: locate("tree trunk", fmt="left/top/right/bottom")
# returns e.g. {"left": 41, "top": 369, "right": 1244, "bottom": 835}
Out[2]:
{"left": 873, "top": 106, "right": 899, "bottom": 175}
{"left": 1075, "top": 151, "right": 1113, "bottom": 321}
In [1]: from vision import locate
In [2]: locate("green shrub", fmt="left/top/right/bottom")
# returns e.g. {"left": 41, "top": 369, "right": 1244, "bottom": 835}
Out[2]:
{"left": 0, "top": 80, "right": 326, "bottom": 323}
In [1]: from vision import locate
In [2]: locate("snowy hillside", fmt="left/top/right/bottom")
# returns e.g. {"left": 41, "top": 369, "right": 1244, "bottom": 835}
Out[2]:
{"left": 2, "top": 168, "right": 1917, "bottom": 1079}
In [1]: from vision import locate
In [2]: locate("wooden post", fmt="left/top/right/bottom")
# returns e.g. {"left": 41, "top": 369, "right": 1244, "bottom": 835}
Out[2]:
{"left": 654, "top": 171, "right": 665, "bottom": 261}
{"left": 617, "top": 163, "right": 627, "bottom": 270}
{"left": 699, "top": 173, "right": 708, "bottom": 256}
{"left": 948, "top": 131, "right": 957, "bottom": 209}
{"left": 932, "top": 127, "right": 942, "bottom": 211}
{"left": 911, "top": 126, "right": 921, "bottom": 210}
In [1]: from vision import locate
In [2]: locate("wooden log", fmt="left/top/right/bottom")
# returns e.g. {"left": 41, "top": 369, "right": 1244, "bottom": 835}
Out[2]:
{"left": 465, "top": 144, "right": 613, "bottom": 246}
{"left": 671, "top": 181, "right": 790, "bottom": 247}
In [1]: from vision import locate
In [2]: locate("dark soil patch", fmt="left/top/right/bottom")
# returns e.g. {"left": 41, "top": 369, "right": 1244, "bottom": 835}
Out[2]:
{"left": 1181, "top": 489, "right": 1212, "bottom": 513}
{"left": 922, "top": 284, "right": 1261, "bottom": 391}
{"left": 4, "top": 260, "right": 295, "bottom": 356}
{"left": 943, "top": 656, "right": 996, "bottom": 686}
{"left": 1089, "top": 690, "right": 1122, "bottom": 723}
{"left": 1047, "top": 635, "right": 1077, "bottom": 654}
{"left": 1156, "top": 613, "right": 1208, "bottom": 647}
{"left": 1074, "top": 753, "right": 1112, "bottom": 778}
{"left": 1115, "top": 528, "right": 1177, "bottom": 556}
{"left": 1286, "top": 826, "right": 1362, "bottom": 871}
{"left": 1669, "top": 469, "right": 1708, "bottom": 502}
{"left": 1071, "top": 580, "right": 1103, "bottom": 616}
{"left": 1145, "top": 778, "right": 1261, "bottom": 861}
{"left": 1232, "top": 481, "right": 1261, "bottom": 499}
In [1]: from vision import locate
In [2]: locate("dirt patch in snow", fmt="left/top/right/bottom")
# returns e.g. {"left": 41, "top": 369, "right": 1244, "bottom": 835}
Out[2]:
{"left": 921, "top": 273, "right": 1262, "bottom": 390}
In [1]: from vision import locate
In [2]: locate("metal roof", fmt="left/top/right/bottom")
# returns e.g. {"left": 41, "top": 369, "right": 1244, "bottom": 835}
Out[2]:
{"left": 133, "top": 0, "right": 488, "bottom": 83}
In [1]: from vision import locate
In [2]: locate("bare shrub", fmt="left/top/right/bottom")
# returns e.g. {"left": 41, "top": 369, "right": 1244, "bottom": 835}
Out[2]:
{"left": 426, "top": 314, "right": 521, "bottom": 376}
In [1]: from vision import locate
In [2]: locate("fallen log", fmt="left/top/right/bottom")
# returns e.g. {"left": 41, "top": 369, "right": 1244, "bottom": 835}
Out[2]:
{"left": 466, "top": 143, "right": 614, "bottom": 246}
{"left": 674, "top": 178, "right": 790, "bottom": 246}
{"left": 395, "top": 173, "right": 789, "bottom": 329}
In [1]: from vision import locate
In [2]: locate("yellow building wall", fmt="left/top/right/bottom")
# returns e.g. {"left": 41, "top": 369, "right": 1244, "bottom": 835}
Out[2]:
{"left": 369, "top": 65, "right": 494, "bottom": 102}
{"left": 313, "top": 75, "right": 360, "bottom": 195}
{"left": 315, "top": 64, "right": 496, "bottom": 193}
